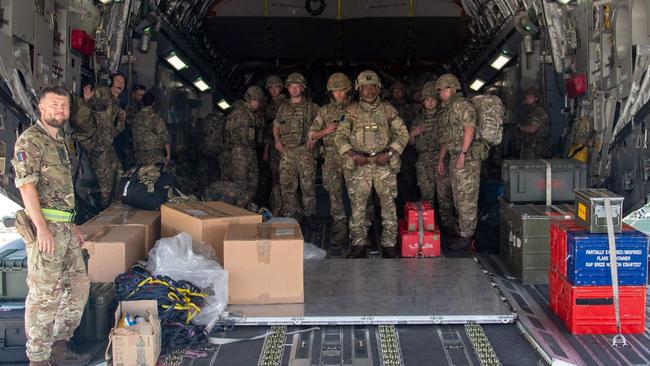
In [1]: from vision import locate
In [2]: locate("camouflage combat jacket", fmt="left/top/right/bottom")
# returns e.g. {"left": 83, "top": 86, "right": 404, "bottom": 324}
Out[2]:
{"left": 520, "top": 104, "right": 550, "bottom": 152}
{"left": 131, "top": 106, "right": 169, "bottom": 155}
{"left": 201, "top": 112, "right": 228, "bottom": 155}
{"left": 309, "top": 99, "right": 350, "bottom": 153}
{"left": 226, "top": 102, "right": 264, "bottom": 148}
{"left": 438, "top": 94, "right": 477, "bottom": 153}
{"left": 12, "top": 121, "right": 75, "bottom": 212}
{"left": 72, "top": 86, "right": 125, "bottom": 149}
{"left": 264, "top": 94, "right": 287, "bottom": 145}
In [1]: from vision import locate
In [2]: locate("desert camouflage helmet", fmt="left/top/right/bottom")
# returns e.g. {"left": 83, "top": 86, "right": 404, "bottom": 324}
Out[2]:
{"left": 326, "top": 73, "right": 352, "bottom": 92}
{"left": 355, "top": 70, "right": 382, "bottom": 90}
{"left": 265, "top": 75, "right": 283, "bottom": 89}
{"left": 435, "top": 73, "right": 461, "bottom": 91}
{"left": 244, "top": 85, "right": 265, "bottom": 102}
{"left": 523, "top": 87, "right": 540, "bottom": 97}
{"left": 390, "top": 81, "right": 407, "bottom": 92}
{"left": 421, "top": 81, "right": 437, "bottom": 99}
{"left": 285, "top": 72, "right": 307, "bottom": 87}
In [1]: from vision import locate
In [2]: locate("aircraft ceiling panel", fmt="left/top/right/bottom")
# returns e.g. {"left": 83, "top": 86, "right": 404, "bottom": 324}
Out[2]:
{"left": 205, "top": 16, "right": 464, "bottom": 60}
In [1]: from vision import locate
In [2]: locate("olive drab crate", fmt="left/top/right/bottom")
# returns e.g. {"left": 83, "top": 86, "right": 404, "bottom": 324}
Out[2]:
{"left": 0, "top": 240, "right": 28, "bottom": 300}
{"left": 574, "top": 189, "right": 624, "bottom": 234}
{"left": 502, "top": 159, "right": 587, "bottom": 203}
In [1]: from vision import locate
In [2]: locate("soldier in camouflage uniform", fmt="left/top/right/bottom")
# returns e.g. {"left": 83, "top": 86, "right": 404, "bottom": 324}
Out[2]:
{"left": 409, "top": 81, "right": 440, "bottom": 202}
{"left": 273, "top": 72, "right": 319, "bottom": 220}
{"left": 119, "top": 84, "right": 146, "bottom": 169}
{"left": 518, "top": 87, "right": 550, "bottom": 159}
{"left": 200, "top": 111, "right": 230, "bottom": 185}
{"left": 73, "top": 73, "right": 127, "bottom": 209}
{"left": 309, "top": 73, "right": 353, "bottom": 246}
{"left": 336, "top": 70, "right": 409, "bottom": 258}
{"left": 131, "top": 93, "right": 171, "bottom": 166}
{"left": 410, "top": 81, "right": 456, "bottom": 232}
{"left": 436, "top": 74, "right": 480, "bottom": 251}
{"left": 12, "top": 87, "right": 90, "bottom": 366}
{"left": 264, "top": 75, "right": 286, "bottom": 214}
{"left": 227, "top": 86, "right": 265, "bottom": 196}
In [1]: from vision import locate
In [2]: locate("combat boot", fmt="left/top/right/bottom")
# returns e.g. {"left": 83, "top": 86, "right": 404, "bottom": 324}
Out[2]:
{"left": 448, "top": 237, "right": 473, "bottom": 252}
{"left": 50, "top": 340, "right": 91, "bottom": 366}
{"left": 346, "top": 245, "right": 367, "bottom": 259}
{"left": 381, "top": 246, "right": 400, "bottom": 258}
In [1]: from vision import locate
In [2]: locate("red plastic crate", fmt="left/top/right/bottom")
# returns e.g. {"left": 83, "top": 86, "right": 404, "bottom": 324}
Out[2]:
{"left": 71, "top": 29, "right": 95, "bottom": 57}
{"left": 400, "top": 229, "right": 441, "bottom": 258}
{"left": 556, "top": 274, "right": 646, "bottom": 334}
{"left": 550, "top": 221, "right": 636, "bottom": 278}
{"left": 548, "top": 268, "right": 561, "bottom": 315}
{"left": 404, "top": 201, "right": 435, "bottom": 231}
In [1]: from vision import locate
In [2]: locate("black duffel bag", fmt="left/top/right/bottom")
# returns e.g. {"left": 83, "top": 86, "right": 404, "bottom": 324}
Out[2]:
{"left": 118, "top": 164, "right": 175, "bottom": 210}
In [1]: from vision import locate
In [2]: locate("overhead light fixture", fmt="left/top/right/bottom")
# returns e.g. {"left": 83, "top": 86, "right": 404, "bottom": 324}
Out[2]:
{"left": 164, "top": 52, "right": 188, "bottom": 71}
{"left": 490, "top": 53, "right": 512, "bottom": 70}
{"left": 217, "top": 99, "right": 231, "bottom": 110}
{"left": 193, "top": 77, "right": 210, "bottom": 92}
{"left": 556, "top": 0, "right": 573, "bottom": 4}
{"left": 98, "top": 0, "right": 113, "bottom": 3}
{"left": 469, "top": 79, "right": 486, "bottom": 91}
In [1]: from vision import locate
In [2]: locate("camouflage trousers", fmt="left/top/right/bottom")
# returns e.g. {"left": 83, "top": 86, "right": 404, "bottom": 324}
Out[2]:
{"left": 435, "top": 161, "right": 456, "bottom": 231}
{"left": 279, "top": 146, "right": 316, "bottom": 219}
{"left": 322, "top": 150, "right": 349, "bottom": 244}
{"left": 135, "top": 149, "right": 165, "bottom": 166}
{"left": 268, "top": 149, "right": 282, "bottom": 215}
{"left": 231, "top": 146, "right": 259, "bottom": 196}
{"left": 416, "top": 150, "right": 438, "bottom": 202}
{"left": 220, "top": 150, "right": 233, "bottom": 182}
{"left": 449, "top": 154, "right": 480, "bottom": 238}
{"left": 89, "top": 145, "right": 123, "bottom": 208}
{"left": 24, "top": 222, "right": 89, "bottom": 362}
{"left": 198, "top": 155, "right": 222, "bottom": 193}
{"left": 348, "top": 163, "right": 398, "bottom": 248}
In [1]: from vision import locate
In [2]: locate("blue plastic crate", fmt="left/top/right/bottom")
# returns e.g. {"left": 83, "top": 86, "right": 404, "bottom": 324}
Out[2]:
{"left": 566, "top": 230, "right": 649, "bottom": 286}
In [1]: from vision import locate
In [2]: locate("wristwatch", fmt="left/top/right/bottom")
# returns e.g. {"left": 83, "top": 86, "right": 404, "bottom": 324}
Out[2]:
{"left": 388, "top": 150, "right": 394, "bottom": 157}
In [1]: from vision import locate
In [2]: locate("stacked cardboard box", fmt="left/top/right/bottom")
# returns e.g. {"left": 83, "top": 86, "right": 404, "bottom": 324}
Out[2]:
{"left": 80, "top": 205, "right": 160, "bottom": 283}
{"left": 399, "top": 202, "right": 440, "bottom": 257}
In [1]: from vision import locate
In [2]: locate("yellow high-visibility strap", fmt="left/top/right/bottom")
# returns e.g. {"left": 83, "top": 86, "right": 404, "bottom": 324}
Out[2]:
{"left": 40, "top": 208, "right": 74, "bottom": 222}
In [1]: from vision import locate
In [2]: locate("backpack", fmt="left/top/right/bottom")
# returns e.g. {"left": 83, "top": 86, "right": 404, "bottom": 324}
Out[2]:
{"left": 118, "top": 164, "right": 175, "bottom": 210}
{"left": 471, "top": 94, "right": 504, "bottom": 146}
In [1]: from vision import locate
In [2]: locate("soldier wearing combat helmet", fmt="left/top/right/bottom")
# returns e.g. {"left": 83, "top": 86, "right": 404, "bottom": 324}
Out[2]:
{"left": 309, "top": 72, "right": 353, "bottom": 246}
{"left": 272, "top": 73, "right": 320, "bottom": 221}
{"left": 226, "top": 85, "right": 266, "bottom": 196}
{"left": 335, "top": 70, "right": 409, "bottom": 258}
{"left": 436, "top": 73, "right": 480, "bottom": 252}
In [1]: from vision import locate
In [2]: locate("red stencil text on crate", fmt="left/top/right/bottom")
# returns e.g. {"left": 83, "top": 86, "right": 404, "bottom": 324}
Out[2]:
{"left": 565, "top": 228, "right": 648, "bottom": 286}
{"left": 400, "top": 229, "right": 441, "bottom": 257}
{"left": 555, "top": 274, "right": 646, "bottom": 334}
{"left": 404, "top": 201, "right": 435, "bottom": 231}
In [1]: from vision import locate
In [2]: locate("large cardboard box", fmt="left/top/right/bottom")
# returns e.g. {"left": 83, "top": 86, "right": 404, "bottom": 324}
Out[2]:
{"left": 81, "top": 205, "right": 161, "bottom": 255}
{"left": 81, "top": 226, "right": 146, "bottom": 283}
{"left": 110, "top": 300, "right": 161, "bottom": 366}
{"left": 224, "top": 222, "right": 304, "bottom": 304}
{"left": 161, "top": 201, "right": 262, "bottom": 264}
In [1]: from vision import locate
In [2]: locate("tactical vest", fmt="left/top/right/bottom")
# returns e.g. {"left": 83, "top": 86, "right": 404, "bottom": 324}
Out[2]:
{"left": 278, "top": 100, "right": 316, "bottom": 148}
{"left": 414, "top": 110, "right": 440, "bottom": 153}
{"left": 320, "top": 102, "right": 348, "bottom": 150}
{"left": 347, "top": 101, "right": 392, "bottom": 154}
{"left": 439, "top": 94, "right": 475, "bottom": 152}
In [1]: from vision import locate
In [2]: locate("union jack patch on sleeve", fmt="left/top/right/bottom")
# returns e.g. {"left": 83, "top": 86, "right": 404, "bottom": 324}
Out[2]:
{"left": 16, "top": 151, "right": 27, "bottom": 162}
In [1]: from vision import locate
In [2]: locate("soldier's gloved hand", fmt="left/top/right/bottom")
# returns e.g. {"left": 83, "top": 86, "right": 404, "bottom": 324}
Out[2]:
{"left": 348, "top": 151, "right": 367, "bottom": 166}
{"left": 375, "top": 151, "right": 390, "bottom": 166}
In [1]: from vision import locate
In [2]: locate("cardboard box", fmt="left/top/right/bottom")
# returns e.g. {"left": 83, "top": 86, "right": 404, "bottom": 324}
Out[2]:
{"left": 161, "top": 201, "right": 262, "bottom": 264}
{"left": 224, "top": 222, "right": 304, "bottom": 304}
{"left": 110, "top": 300, "right": 161, "bottom": 366}
{"left": 82, "top": 226, "right": 146, "bottom": 283}
{"left": 81, "top": 205, "right": 161, "bottom": 255}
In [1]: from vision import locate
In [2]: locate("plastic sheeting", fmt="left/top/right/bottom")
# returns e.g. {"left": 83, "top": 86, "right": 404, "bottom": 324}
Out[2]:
{"left": 147, "top": 232, "right": 228, "bottom": 325}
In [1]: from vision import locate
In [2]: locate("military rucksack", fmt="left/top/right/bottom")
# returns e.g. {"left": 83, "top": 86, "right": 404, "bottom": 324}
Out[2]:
{"left": 470, "top": 94, "right": 504, "bottom": 146}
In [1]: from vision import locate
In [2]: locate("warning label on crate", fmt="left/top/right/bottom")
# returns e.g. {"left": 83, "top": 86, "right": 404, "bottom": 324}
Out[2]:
{"left": 577, "top": 202, "right": 587, "bottom": 221}
{"left": 582, "top": 248, "right": 645, "bottom": 268}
